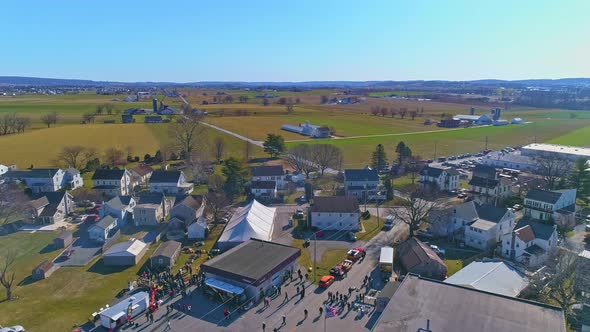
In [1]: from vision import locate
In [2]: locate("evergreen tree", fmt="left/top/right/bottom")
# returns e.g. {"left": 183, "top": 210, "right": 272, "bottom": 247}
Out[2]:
{"left": 371, "top": 144, "right": 388, "bottom": 170}
{"left": 384, "top": 175, "right": 394, "bottom": 200}
{"left": 395, "top": 141, "right": 412, "bottom": 164}
{"left": 263, "top": 133, "right": 286, "bottom": 158}
{"left": 222, "top": 157, "right": 250, "bottom": 199}
{"left": 569, "top": 158, "right": 590, "bottom": 202}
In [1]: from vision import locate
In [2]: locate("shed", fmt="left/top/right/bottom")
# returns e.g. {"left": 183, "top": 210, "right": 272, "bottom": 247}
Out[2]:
{"left": 54, "top": 231, "right": 73, "bottom": 248}
{"left": 150, "top": 240, "right": 182, "bottom": 269}
{"left": 397, "top": 237, "right": 447, "bottom": 280}
{"left": 32, "top": 260, "right": 56, "bottom": 280}
{"left": 103, "top": 239, "right": 148, "bottom": 266}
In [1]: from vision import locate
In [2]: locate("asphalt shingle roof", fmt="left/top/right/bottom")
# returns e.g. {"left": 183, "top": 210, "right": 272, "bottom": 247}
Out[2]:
{"left": 469, "top": 176, "right": 499, "bottom": 189}
{"left": 250, "top": 165, "right": 284, "bottom": 177}
{"left": 516, "top": 219, "right": 556, "bottom": 241}
{"left": 94, "top": 215, "right": 117, "bottom": 230}
{"left": 344, "top": 169, "right": 379, "bottom": 182}
{"left": 475, "top": 204, "right": 510, "bottom": 223}
{"left": 150, "top": 170, "right": 181, "bottom": 183}
{"left": 152, "top": 240, "right": 181, "bottom": 259}
{"left": 92, "top": 168, "right": 126, "bottom": 180}
{"left": 526, "top": 189, "right": 563, "bottom": 204}
{"left": 6, "top": 168, "right": 60, "bottom": 179}
{"left": 310, "top": 196, "right": 359, "bottom": 213}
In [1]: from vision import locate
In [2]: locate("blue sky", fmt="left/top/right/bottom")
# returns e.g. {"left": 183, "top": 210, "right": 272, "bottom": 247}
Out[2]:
{"left": 1, "top": 0, "right": 589, "bottom": 82}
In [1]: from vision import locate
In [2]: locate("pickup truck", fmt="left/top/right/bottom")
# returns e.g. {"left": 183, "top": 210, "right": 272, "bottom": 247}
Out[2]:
{"left": 346, "top": 247, "right": 366, "bottom": 262}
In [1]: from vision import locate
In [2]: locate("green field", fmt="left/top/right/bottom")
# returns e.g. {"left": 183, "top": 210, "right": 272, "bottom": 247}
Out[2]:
{"left": 548, "top": 124, "right": 590, "bottom": 147}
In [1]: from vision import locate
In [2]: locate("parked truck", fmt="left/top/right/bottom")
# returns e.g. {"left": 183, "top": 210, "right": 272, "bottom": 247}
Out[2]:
{"left": 379, "top": 247, "right": 394, "bottom": 273}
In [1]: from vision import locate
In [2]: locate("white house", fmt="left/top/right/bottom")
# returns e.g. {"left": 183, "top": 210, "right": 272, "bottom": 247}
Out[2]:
{"left": 250, "top": 165, "right": 286, "bottom": 189}
{"left": 464, "top": 204, "right": 515, "bottom": 250}
{"left": 169, "top": 195, "right": 206, "bottom": 226}
{"left": 419, "top": 165, "right": 459, "bottom": 192}
{"left": 88, "top": 215, "right": 118, "bottom": 243}
{"left": 27, "top": 191, "right": 74, "bottom": 224}
{"left": 0, "top": 164, "right": 9, "bottom": 176}
{"left": 64, "top": 168, "right": 84, "bottom": 190}
{"left": 100, "top": 195, "right": 136, "bottom": 224}
{"left": 5, "top": 168, "right": 65, "bottom": 193}
{"left": 500, "top": 219, "right": 558, "bottom": 267}
{"left": 428, "top": 201, "right": 479, "bottom": 237}
{"left": 92, "top": 168, "right": 132, "bottom": 197}
{"left": 524, "top": 188, "right": 577, "bottom": 225}
{"left": 149, "top": 170, "right": 193, "bottom": 195}
{"left": 188, "top": 217, "right": 208, "bottom": 240}
{"left": 251, "top": 181, "right": 278, "bottom": 199}
{"left": 309, "top": 196, "right": 360, "bottom": 231}
{"left": 134, "top": 192, "right": 170, "bottom": 226}
{"left": 468, "top": 165, "right": 513, "bottom": 205}
{"left": 344, "top": 168, "right": 385, "bottom": 201}
{"left": 130, "top": 164, "right": 154, "bottom": 187}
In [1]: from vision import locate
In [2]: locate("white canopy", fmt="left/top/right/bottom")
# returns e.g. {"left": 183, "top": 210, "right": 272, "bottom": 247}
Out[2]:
{"left": 218, "top": 200, "right": 276, "bottom": 249}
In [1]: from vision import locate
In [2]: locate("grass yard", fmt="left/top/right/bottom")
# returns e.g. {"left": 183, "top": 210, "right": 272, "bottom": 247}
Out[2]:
{"left": 356, "top": 216, "right": 383, "bottom": 242}
{"left": 0, "top": 231, "right": 156, "bottom": 331}
{"left": 549, "top": 124, "right": 590, "bottom": 147}
{"left": 442, "top": 247, "right": 484, "bottom": 277}
{"left": 294, "top": 243, "right": 348, "bottom": 284}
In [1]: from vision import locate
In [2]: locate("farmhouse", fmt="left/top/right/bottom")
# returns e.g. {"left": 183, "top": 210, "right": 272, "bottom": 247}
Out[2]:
{"left": 201, "top": 239, "right": 300, "bottom": 301}
{"left": 521, "top": 143, "right": 590, "bottom": 161}
{"left": 88, "top": 215, "right": 118, "bottom": 243}
{"left": 344, "top": 168, "right": 385, "bottom": 201}
{"left": 500, "top": 219, "right": 558, "bottom": 267}
{"left": 373, "top": 274, "right": 566, "bottom": 332}
{"left": 309, "top": 196, "right": 360, "bottom": 231}
{"left": 99, "top": 195, "right": 135, "bottom": 224}
{"left": 281, "top": 121, "right": 331, "bottom": 138}
{"left": 464, "top": 204, "right": 514, "bottom": 250}
{"left": 53, "top": 231, "right": 73, "bottom": 248}
{"left": 102, "top": 239, "right": 148, "bottom": 266}
{"left": 524, "top": 188, "right": 576, "bottom": 225}
{"left": 150, "top": 240, "right": 182, "bottom": 269}
{"left": 27, "top": 191, "right": 74, "bottom": 224}
{"left": 445, "top": 259, "right": 529, "bottom": 297}
{"left": 419, "top": 165, "right": 459, "bottom": 192}
{"left": 468, "top": 165, "right": 513, "bottom": 205}
{"left": 134, "top": 192, "right": 170, "bottom": 226}
{"left": 396, "top": 237, "right": 447, "bottom": 280}
{"left": 149, "top": 170, "right": 193, "bottom": 195}
{"left": 218, "top": 199, "right": 276, "bottom": 250}
{"left": 32, "top": 260, "right": 56, "bottom": 281}
{"left": 5, "top": 168, "right": 66, "bottom": 193}
{"left": 92, "top": 168, "right": 132, "bottom": 197}
{"left": 250, "top": 165, "right": 285, "bottom": 189}
{"left": 251, "top": 181, "right": 277, "bottom": 199}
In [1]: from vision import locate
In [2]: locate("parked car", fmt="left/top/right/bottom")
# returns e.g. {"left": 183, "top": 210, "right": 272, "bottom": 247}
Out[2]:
{"left": 457, "top": 193, "right": 467, "bottom": 199}
{"left": 429, "top": 245, "right": 446, "bottom": 256}
{"left": 319, "top": 275, "right": 335, "bottom": 288}
{"left": 512, "top": 204, "right": 523, "bottom": 211}
{"left": 585, "top": 223, "right": 590, "bottom": 232}
{"left": 346, "top": 247, "right": 366, "bottom": 262}
{"left": 295, "top": 209, "right": 305, "bottom": 218}
{"left": 0, "top": 326, "right": 25, "bottom": 332}
{"left": 61, "top": 250, "right": 75, "bottom": 259}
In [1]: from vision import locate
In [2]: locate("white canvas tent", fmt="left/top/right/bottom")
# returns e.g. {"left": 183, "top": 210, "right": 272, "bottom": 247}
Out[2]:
{"left": 217, "top": 200, "right": 276, "bottom": 250}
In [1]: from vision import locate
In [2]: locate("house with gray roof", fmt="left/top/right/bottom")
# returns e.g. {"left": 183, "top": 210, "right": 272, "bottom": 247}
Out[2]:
{"left": 464, "top": 204, "right": 515, "bottom": 250}
{"left": 344, "top": 168, "right": 385, "bottom": 201}
{"left": 250, "top": 165, "right": 285, "bottom": 189}
{"left": 149, "top": 170, "right": 193, "bottom": 195}
{"left": 27, "top": 191, "right": 74, "bottom": 224}
{"left": 150, "top": 240, "right": 182, "bottom": 269}
{"left": 5, "top": 168, "right": 66, "bottom": 193}
{"left": 99, "top": 195, "right": 136, "bottom": 224}
{"left": 469, "top": 165, "right": 514, "bottom": 205}
{"left": 88, "top": 215, "right": 118, "bottom": 243}
{"left": 500, "top": 219, "right": 558, "bottom": 267}
{"left": 396, "top": 237, "right": 447, "bottom": 280}
{"left": 428, "top": 200, "right": 478, "bottom": 237}
{"left": 64, "top": 168, "right": 84, "bottom": 190}
{"left": 524, "top": 188, "right": 577, "bottom": 226}
{"left": 92, "top": 168, "right": 132, "bottom": 197}
{"left": 419, "top": 165, "right": 459, "bottom": 192}
{"left": 309, "top": 196, "right": 360, "bottom": 231}
{"left": 134, "top": 192, "right": 170, "bottom": 226}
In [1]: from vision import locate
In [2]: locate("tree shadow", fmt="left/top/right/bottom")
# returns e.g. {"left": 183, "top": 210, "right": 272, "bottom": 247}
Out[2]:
{"left": 18, "top": 275, "right": 36, "bottom": 286}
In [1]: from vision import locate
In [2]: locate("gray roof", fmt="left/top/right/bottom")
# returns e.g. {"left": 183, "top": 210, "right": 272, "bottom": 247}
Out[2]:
{"left": 105, "top": 195, "right": 134, "bottom": 210}
{"left": 469, "top": 176, "right": 499, "bottom": 189}
{"left": 310, "top": 196, "right": 359, "bottom": 213}
{"left": 525, "top": 244, "right": 546, "bottom": 256}
{"left": 201, "top": 239, "right": 300, "bottom": 284}
{"left": 344, "top": 169, "right": 379, "bottom": 182}
{"left": 516, "top": 219, "right": 556, "bottom": 241}
{"left": 251, "top": 165, "right": 284, "bottom": 177}
{"left": 475, "top": 204, "right": 510, "bottom": 223}
{"left": 5, "top": 168, "right": 59, "bottom": 179}
{"left": 173, "top": 195, "right": 203, "bottom": 209}
{"left": 420, "top": 165, "right": 459, "bottom": 177}
{"left": 526, "top": 189, "right": 563, "bottom": 204}
{"left": 150, "top": 170, "right": 181, "bottom": 183}
{"left": 444, "top": 260, "right": 529, "bottom": 297}
{"left": 152, "top": 240, "right": 181, "bottom": 259}
{"left": 397, "top": 237, "right": 446, "bottom": 272}
{"left": 56, "top": 231, "right": 73, "bottom": 240}
{"left": 93, "top": 215, "right": 117, "bottom": 230}
{"left": 451, "top": 201, "right": 478, "bottom": 221}
{"left": 373, "top": 274, "right": 566, "bottom": 332}
{"left": 92, "top": 168, "right": 126, "bottom": 180}
{"left": 137, "top": 192, "right": 165, "bottom": 205}
{"left": 472, "top": 164, "right": 497, "bottom": 179}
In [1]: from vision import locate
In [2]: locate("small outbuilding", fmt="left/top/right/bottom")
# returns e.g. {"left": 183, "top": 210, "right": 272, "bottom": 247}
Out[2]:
{"left": 103, "top": 239, "right": 148, "bottom": 266}
{"left": 99, "top": 291, "right": 149, "bottom": 330}
{"left": 188, "top": 217, "right": 208, "bottom": 240}
{"left": 54, "top": 231, "right": 73, "bottom": 248}
{"left": 150, "top": 240, "right": 182, "bottom": 269}
{"left": 397, "top": 237, "right": 447, "bottom": 280}
{"left": 32, "top": 260, "right": 56, "bottom": 280}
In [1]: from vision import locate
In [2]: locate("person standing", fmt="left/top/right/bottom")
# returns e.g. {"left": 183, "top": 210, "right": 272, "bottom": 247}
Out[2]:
{"left": 165, "top": 319, "right": 171, "bottom": 331}
{"left": 262, "top": 321, "right": 266, "bottom": 332}
{"left": 319, "top": 306, "right": 323, "bottom": 316}
{"left": 284, "top": 292, "right": 289, "bottom": 303}
{"left": 304, "top": 309, "right": 308, "bottom": 319}
{"left": 282, "top": 313, "right": 286, "bottom": 326}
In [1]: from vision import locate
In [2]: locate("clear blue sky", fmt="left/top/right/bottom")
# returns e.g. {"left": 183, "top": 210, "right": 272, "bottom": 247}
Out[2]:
{"left": 1, "top": 0, "right": 589, "bottom": 82}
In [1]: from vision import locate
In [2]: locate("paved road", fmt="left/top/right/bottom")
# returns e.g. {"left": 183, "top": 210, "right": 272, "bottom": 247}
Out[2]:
{"left": 200, "top": 121, "right": 263, "bottom": 147}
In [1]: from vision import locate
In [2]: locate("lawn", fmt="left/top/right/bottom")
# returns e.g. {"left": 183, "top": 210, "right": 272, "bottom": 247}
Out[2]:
{"left": 0, "top": 231, "right": 156, "bottom": 331}
{"left": 356, "top": 216, "right": 383, "bottom": 242}
{"left": 442, "top": 247, "right": 484, "bottom": 277}
{"left": 549, "top": 124, "right": 590, "bottom": 147}
{"left": 293, "top": 242, "right": 348, "bottom": 284}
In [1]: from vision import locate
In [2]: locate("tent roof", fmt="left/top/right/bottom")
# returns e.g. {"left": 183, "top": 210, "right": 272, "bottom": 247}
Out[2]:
{"left": 218, "top": 199, "right": 276, "bottom": 244}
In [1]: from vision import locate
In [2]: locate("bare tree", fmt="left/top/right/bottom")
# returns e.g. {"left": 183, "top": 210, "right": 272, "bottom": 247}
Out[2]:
{"left": 14, "top": 116, "right": 31, "bottom": 133}
{"left": 55, "top": 145, "right": 86, "bottom": 169}
{"left": 286, "top": 102, "right": 294, "bottom": 114}
{"left": 186, "top": 151, "right": 211, "bottom": 184}
{"left": 389, "top": 187, "right": 443, "bottom": 237}
{"left": 311, "top": 144, "right": 343, "bottom": 176}
{"left": 0, "top": 184, "right": 27, "bottom": 225}
{"left": 40, "top": 112, "right": 58, "bottom": 128}
{"left": 0, "top": 251, "right": 16, "bottom": 301}
{"left": 405, "top": 155, "right": 424, "bottom": 185}
{"left": 0, "top": 113, "right": 16, "bottom": 135}
{"left": 206, "top": 191, "right": 230, "bottom": 223}
{"left": 213, "top": 137, "right": 225, "bottom": 161}
{"left": 82, "top": 113, "right": 95, "bottom": 124}
{"left": 284, "top": 144, "right": 317, "bottom": 178}
{"left": 104, "top": 147, "right": 125, "bottom": 167}
{"left": 535, "top": 157, "right": 572, "bottom": 190}
{"left": 168, "top": 113, "right": 206, "bottom": 160}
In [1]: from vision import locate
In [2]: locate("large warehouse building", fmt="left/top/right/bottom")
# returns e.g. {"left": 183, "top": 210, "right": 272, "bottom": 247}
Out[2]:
{"left": 521, "top": 143, "right": 590, "bottom": 161}
{"left": 200, "top": 239, "right": 300, "bottom": 302}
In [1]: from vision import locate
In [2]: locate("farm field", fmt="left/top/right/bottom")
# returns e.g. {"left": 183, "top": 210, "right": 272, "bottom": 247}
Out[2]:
{"left": 548, "top": 124, "right": 590, "bottom": 147}
{"left": 0, "top": 231, "right": 156, "bottom": 331}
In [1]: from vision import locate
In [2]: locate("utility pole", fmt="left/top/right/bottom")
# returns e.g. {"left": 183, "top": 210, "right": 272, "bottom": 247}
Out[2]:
{"left": 433, "top": 142, "right": 437, "bottom": 161}
{"left": 485, "top": 136, "right": 489, "bottom": 150}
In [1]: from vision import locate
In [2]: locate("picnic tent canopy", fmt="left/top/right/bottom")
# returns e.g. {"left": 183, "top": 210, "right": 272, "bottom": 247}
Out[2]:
{"left": 217, "top": 199, "right": 276, "bottom": 250}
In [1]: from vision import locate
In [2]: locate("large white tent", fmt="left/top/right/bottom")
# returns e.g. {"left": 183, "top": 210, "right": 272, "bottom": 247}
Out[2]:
{"left": 217, "top": 199, "right": 276, "bottom": 250}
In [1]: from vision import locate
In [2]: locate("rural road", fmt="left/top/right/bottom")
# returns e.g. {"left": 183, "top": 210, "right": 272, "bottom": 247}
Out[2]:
{"left": 200, "top": 121, "right": 264, "bottom": 147}
{"left": 284, "top": 127, "right": 465, "bottom": 143}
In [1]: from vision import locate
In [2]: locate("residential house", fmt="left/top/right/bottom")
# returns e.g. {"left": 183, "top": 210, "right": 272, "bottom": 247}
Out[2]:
{"left": 0, "top": 164, "right": 15, "bottom": 176}
{"left": 344, "top": 168, "right": 385, "bottom": 201}
{"left": 396, "top": 237, "right": 447, "bottom": 280}
{"left": 88, "top": 215, "right": 118, "bottom": 243}
{"left": 309, "top": 196, "right": 360, "bottom": 231}
{"left": 169, "top": 195, "right": 206, "bottom": 226}
{"left": 130, "top": 165, "right": 154, "bottom": 187}
{"left": 500, "top": 219, "right": 558, "bottom": 267}
{"left": 64, "top": 168, "right": 84, "bottom": 190}
{"left": 251, "top": 181, "right": 278, "bottom": 199}
{"left": 150, "top": 240, "right": 182, "bottom": 269}
{"left": 419, "top": 165, "right": 459, "bottom": 192}
{"left": 187, "top": 217, "right": 208, "bottom": 240}
{"left": 5, "top": 168, "right": 65, "bottom": 193}
{"left": 428, "top": 200, "right": 478, "bottom": 237}
{"left": 464, "top": 204, "right": 515, "bottom": 250}
{"left": 53, "top": 231, "right": 73, "bottom": 248}
{"left": 250, "top": 165, "right": 286, "bottom": 189}
{"left": 32, "top": 260, "right": 56, "bottom": 281}
{"left": 92, "top": 168, "right": 132, "bottom": 197}
{"left": 99, "top": 195, "right": 136, "bottom": 224}
{"left": 468, "top": 165, "right": 513, "bottom": 205}
{"left": 27, "top": 191, "right": 74, "bottom": 224}
{"left": 524, "top": 189, "right": 577, "bottom": 226}
{"left": 149, "top": 170, "right": 193, "bottom": 195}
{"left": 134, "top": 192, "right": 170, "bottom": 226}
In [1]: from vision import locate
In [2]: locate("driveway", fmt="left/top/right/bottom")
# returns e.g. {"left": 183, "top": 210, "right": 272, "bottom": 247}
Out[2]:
{"left": 54, "top": 229, "right": 101, "bottom": 267}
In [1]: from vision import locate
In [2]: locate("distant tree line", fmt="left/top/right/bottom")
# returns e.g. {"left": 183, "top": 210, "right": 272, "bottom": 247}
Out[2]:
{"left": 517, "top": 89, "right": 590, "bottom": 110}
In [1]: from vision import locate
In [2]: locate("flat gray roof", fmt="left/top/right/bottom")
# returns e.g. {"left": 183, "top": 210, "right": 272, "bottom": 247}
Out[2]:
{"left": 373, "top": 274, "right": 566, "bottom": 332}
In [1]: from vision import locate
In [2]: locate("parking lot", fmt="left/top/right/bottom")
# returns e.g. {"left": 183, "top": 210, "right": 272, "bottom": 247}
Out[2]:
{"left": 53, "top": 226, "right": 102, "bottom": 267}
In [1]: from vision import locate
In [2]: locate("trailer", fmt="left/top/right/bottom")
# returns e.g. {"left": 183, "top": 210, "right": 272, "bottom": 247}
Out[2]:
{"left": 379, "top": 247, "right": 394, "bottom": 273}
